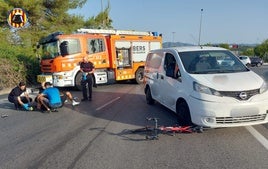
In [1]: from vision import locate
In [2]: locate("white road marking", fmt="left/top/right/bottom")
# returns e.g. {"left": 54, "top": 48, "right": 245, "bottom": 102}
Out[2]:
{"left": 245, "top": 126, "right": 268, "bottom": 150}
{"left": 96, "top": 97, "right": 120, "bottom": 111}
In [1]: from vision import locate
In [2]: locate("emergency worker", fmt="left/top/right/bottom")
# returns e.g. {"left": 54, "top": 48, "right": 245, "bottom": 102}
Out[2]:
{"left": 37, "top": 82, "right": 62, "bottom": 113}
{"left": 80, "top": 56, "right": 95, "bottom": 101}
{"left": 8, "top": 82, "right": 33, "bottom": 110}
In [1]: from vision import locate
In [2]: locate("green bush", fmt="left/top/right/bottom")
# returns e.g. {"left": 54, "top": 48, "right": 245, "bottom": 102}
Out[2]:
{"left": 0, "top": 41, "right": 40, "bottom": 89}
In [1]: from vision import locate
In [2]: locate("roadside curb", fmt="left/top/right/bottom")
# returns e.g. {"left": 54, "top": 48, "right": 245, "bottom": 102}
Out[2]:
{"left": 0, "top": 88, "right": 12, "bottom": 96}
{"left": 0, "top": 87, "right": 37, "bottom": 97}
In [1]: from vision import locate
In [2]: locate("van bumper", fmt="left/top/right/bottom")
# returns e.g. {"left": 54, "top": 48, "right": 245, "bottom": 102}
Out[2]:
{"left": 189, "top": 96, "right": 268, "bottom": 128}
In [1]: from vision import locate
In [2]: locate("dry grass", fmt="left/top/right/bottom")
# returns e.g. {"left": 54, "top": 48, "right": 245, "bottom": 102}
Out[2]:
{"left": 0, "top": 58, "right": 25, "bottom": 90}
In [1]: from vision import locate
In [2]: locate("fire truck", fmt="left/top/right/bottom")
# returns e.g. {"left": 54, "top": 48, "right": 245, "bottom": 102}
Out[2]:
{"left": 37, "top": 28, "right": 162, "bottom": 90}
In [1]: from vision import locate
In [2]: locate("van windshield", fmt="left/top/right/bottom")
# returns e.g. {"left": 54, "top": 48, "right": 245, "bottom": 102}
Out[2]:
{"left": 178, "top": 50, "right": 249, "bottom": 74}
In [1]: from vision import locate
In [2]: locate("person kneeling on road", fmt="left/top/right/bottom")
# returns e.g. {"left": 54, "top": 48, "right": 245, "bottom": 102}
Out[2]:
{"left": 8, "top": 81, "right": 33, "bottom": 111}
{"left": 37, "top": 82, "right": 62, "bottom": 113}
{"left": 36, "top": 82, "right": 80, "bottom": 107}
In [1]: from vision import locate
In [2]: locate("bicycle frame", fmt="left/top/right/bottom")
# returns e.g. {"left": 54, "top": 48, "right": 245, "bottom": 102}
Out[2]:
{"left": 131, "top": 117, "right": 203, "bottom": 140}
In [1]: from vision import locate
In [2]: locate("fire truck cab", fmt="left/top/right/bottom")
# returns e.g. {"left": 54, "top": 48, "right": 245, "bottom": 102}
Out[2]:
{"left": 37, "top": 28, "right": 162, "bottom": 90}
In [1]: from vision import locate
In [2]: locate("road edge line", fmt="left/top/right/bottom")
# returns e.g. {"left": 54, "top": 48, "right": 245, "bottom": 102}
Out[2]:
{"left": 245, "top": 126, "right": 268, "bottom": 150}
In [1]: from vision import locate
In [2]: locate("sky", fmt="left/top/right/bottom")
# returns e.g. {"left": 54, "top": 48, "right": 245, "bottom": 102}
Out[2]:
{"left": 69, "top": 0, "right": 268, "bottom": 45}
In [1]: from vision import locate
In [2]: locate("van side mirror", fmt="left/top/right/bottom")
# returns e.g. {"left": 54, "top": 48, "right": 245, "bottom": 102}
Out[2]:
{"left": 174, "top": 70, "right": 181, "bottom": 79}
{"left": 175, "top": 70, "right": 182, "bottom": 82}
{"left": 60, "top": 41, "right": 69, "bottom": 56}
{"left": 177, "top": 70, "right": 181, "bottom": 78}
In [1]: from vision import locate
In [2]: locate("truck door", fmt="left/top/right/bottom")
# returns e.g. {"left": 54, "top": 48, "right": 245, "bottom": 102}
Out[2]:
{"left": 87, "top": 38, "right": 109, "bottom": 84}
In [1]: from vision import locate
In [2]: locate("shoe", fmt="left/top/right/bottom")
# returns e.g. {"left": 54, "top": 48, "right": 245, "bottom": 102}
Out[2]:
{"left": 81, "top": 98, "right": 88, "bottom": 102}
{"left": 43, "top": 109, "right": 51, "bottom": 113}
{"left": 28, "top": 107, "right": 34, "bottom": 111}
{"left": 72, "top": 100, "right": 80, "bottom": 106}
{"left": 51, "top": 109, "right": 58, "bottom": 112}
{"left": 88, "top": 98, "right": 92, "bottom": 101}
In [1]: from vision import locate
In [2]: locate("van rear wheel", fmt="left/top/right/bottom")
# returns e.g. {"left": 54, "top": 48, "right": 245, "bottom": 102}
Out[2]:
{"left": 146, "top": 87, "right": 155, "bottom": 105}
{"left": 176, "top": 101, "right": 192, "bottom": 126}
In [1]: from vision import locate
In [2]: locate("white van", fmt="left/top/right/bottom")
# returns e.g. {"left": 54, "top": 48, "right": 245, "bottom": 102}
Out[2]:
{"left": 144, "top": 46, "right": 268, "bottom": 128}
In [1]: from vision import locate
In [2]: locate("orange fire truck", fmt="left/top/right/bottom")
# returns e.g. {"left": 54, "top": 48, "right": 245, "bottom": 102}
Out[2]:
{"left": 37, "top": 28, "right": 162, "bottom": 90}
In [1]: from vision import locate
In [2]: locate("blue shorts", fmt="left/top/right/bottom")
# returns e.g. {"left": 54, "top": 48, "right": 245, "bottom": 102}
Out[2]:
{"left": 43, "top": 98, "right": 62, "bottom": 108}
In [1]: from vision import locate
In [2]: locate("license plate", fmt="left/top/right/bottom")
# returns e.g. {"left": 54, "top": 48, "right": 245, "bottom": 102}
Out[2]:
{"left": 37, "top": 75, "right": 52, "bottom": 83}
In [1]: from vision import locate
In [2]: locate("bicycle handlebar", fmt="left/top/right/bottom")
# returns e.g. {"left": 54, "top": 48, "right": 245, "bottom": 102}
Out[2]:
{"left": 146, "top": 117, "right": 159, "bottom": 121}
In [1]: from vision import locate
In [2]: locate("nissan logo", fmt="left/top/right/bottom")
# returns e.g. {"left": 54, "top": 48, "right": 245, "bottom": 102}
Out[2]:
{"left": 239, "top": 92, "right": 248, "bottom": 100}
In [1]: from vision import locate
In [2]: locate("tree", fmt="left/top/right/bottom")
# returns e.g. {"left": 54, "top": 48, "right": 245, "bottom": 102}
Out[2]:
{"left": 240, "top": 47, "right": 254, "bottom": 56}
{"left": 254, "top": 39, "right": 268, "bottom": 58}
{"left": 0, "top": 0, "right": 87, "bottom": 46}
{"left": 218, "top": 43, "right": 230, "bottom": 50}
{"left": 84, "top": 4, "right": 113, "bottom": 29}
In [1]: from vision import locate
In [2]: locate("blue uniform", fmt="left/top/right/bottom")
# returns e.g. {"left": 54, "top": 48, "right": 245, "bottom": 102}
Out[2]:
{"left": 42, "top": 87, "right": 62, "bottom": 108}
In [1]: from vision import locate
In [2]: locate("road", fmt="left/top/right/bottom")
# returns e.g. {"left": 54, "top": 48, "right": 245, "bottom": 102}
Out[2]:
{"left": 1, "top": 68, "right": 268, "bottom": 169}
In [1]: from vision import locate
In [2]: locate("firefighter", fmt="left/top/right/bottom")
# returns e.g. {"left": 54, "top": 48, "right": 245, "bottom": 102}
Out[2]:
{"left": 80, "top": 56, "right": 95, "bottom": 101}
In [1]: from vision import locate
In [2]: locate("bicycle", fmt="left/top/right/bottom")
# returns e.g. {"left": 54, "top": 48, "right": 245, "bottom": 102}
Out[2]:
{"left": 130, "top": 117, "right": 203, "bottom": 140}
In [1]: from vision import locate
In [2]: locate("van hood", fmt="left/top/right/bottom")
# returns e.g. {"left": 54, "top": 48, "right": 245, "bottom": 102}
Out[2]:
{"left": 191, "top": 71, "right": 263, "bottom": 91}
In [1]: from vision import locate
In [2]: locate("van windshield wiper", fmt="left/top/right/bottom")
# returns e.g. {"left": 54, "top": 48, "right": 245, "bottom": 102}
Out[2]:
{"left": 189, "top": 71, "right": 207, "bottom": 74}
{"left": 190, "top": 70, "right": 234, "bottom": 74}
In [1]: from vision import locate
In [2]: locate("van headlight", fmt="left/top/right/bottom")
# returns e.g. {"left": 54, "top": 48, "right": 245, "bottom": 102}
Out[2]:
{"left": 260, "top": 81, "right": 268, "bottom": 94}
{"left": 193, "top": 82, "right": 221, "bottom": 96}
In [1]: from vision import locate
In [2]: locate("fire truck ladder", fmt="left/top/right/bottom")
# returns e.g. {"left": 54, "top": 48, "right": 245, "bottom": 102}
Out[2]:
{"left": 77, "top": 28, "right": 157, "bottom": 36}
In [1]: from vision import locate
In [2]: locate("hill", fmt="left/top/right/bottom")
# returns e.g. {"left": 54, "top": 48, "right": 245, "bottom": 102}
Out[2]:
{"left": 163, "top": 42, "right": 194, "bottom": 48}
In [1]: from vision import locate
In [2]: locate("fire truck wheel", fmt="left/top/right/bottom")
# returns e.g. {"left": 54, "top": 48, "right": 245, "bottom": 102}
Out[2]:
{"left": 135, "top": 68, "right": 144, "bottom": 84}
{"left": 75, "top": 72, "right": 83, "bottom": 91}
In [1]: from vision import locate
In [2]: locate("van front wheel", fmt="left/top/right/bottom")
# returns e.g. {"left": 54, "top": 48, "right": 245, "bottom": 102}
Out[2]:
{"left": 146, "top": 87, "right": 155, "bottom": 105}
{"left": 176, "top": 101, "right": 192, "bottom": 126}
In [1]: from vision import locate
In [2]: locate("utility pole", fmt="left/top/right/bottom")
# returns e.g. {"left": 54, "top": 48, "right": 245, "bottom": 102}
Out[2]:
{"left": 198, "top": 9, "right": 203, "bottom": 46}
{"left": 172, "top": 32, "right": 175, "bottom": 46}
{"left": 101, "top": 0, "right": 105, "bottom": 28}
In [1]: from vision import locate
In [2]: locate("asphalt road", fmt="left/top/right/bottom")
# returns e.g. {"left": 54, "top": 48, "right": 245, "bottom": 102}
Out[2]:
{"left": 1, "top": 68, "right": 268, "bottom": 169}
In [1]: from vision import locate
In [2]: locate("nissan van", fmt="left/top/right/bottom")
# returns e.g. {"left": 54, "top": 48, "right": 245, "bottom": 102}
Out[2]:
{"left": 144, "top": 46, "right": 268, "bottom": 128}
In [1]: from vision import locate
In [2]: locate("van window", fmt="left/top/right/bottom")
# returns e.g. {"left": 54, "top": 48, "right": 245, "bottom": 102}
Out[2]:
{"left": 178, "top": 50, "right": 248, "bottom": 74}
{"left": 146, "top": 53, "right": 162, "bottom": 69}
{"left": 164, "top": 53, "right": 177, "bottom": 77}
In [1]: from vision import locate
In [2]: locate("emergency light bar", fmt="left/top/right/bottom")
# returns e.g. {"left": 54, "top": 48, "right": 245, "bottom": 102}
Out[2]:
{"left": 77, "top": 28, "right": 156, "bottom": 36}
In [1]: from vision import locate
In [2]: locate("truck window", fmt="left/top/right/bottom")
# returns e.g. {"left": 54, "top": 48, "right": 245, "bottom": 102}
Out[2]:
{"left": 87, "top": 38, "right": 105, "bottom": 54}
{"left": 116, "top": 48, "right": 131, "bottom": 68}
{"left": 59, "top": 39, "right": 81, "bottom": 55}
{"left": 42, "top": 41, "right": 59, "bottom": 59}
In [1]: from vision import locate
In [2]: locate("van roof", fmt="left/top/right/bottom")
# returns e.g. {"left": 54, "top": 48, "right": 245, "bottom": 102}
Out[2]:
{"left": 153, "top": 46, "right": 228, "bottom": 53}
